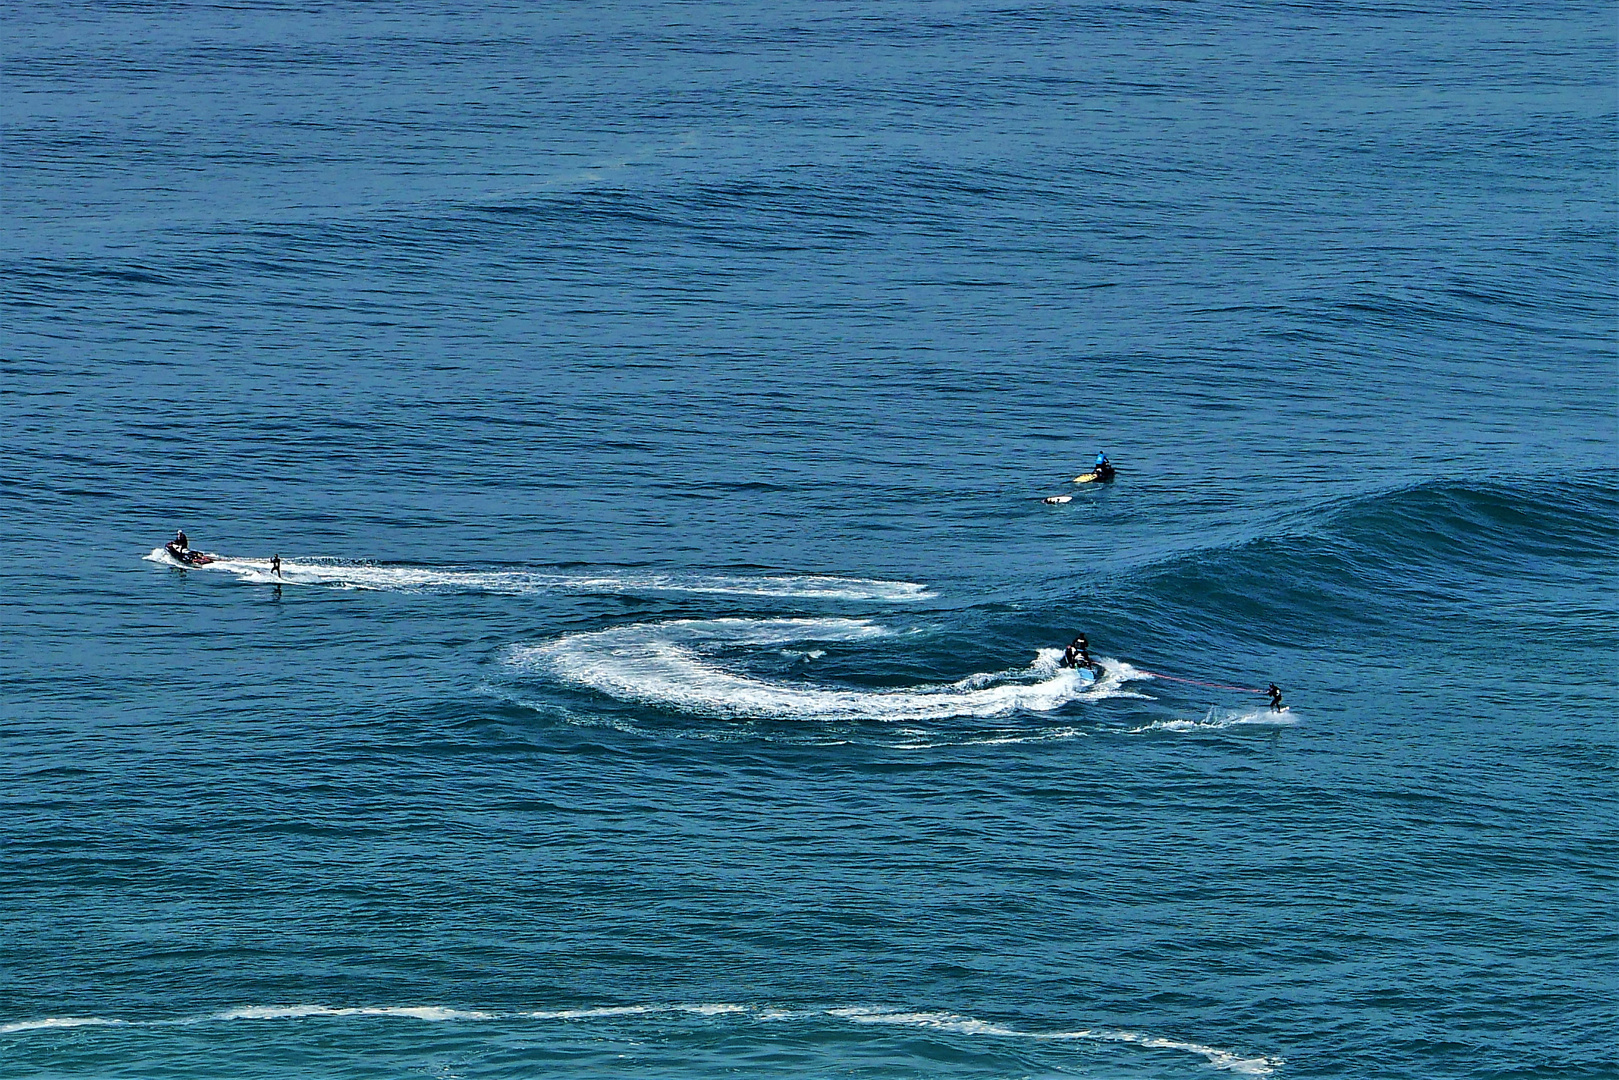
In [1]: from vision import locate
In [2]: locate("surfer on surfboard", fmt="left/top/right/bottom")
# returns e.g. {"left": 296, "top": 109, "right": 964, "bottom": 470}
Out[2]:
{"left": 1267, "top": 683, "right": 1285, "bottom": 712}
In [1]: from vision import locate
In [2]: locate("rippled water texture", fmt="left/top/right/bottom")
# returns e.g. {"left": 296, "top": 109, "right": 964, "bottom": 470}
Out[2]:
{"left": 3, "top": 2, "right": 1616, "bottom": 1078}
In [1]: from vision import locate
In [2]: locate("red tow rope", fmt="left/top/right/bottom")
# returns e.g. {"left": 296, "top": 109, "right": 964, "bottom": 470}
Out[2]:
{"left": 1137, "top": 670, "right": 1268, "bottom": 694}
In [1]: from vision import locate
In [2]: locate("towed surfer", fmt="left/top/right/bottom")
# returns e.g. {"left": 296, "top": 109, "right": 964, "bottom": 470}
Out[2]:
{"left": 271, "top": 554, "right": 282, "bottom": 578}
{"left": 1266, "top": 683, "right": 1284, "bottom": 712}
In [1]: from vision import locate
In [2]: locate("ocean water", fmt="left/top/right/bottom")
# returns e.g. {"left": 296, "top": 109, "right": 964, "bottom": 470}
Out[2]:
{"left": 3, "top": 1, "right": 1616, "bottom": 1077}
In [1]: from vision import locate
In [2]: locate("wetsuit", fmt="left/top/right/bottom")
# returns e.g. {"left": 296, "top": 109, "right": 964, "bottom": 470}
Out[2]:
{"left": 175, "top": 530, "right": 188, "bottom": 550}
{"left": 1267, "top": 684, "right": 1284, "bottom": 712}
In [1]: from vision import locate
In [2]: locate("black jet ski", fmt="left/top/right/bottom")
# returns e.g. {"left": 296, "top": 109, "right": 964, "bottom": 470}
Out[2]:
{"left": 1072, "top": 462, "right": 1116, "bottom": 484}
{"left": 165, "top": 541, "right": 216, "bottom": 567}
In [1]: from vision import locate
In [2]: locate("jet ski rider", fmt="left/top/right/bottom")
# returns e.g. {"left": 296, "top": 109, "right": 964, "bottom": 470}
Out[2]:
{"left": 1093, "top": 452, "right": 1115, "bottom": 481}
{"left": 1061, "top": 634, "right": 1094, "bottom": 671}
{"left": 174, "top": 529, "right": 188, "bottom": 551}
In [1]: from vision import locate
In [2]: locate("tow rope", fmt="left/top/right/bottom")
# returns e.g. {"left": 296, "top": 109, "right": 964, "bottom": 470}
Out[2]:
{"left": 1137, "top": 669, "right": 1268, "bottom": 694}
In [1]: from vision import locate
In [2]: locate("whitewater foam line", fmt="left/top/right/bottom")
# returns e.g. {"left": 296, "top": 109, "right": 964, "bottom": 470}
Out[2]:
{"left": 508, "top": 617, "right": 1151, "bottom": 723}
{"left": 215, "top": 1005, "right": 497, "bottom": 1022}
{"left": 828, "top": 1007, "right": 1281, "bottom": 1075}
{"left": 0, "top": 1017, "right": 127, "bottom": 1034}
{"left": 0, "top": 1003, "right": 1279, "bottom": 1073}
{"left": 143, "top": 549, "right": 933, "bottom": 602}
{"left": 1127, "top": 707, "right": 1299, "bottom": 734}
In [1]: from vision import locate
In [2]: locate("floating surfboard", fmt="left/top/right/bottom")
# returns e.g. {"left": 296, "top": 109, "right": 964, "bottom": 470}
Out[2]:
{"left": 1042, "top": 495, "right": 1073, "bottom": 505}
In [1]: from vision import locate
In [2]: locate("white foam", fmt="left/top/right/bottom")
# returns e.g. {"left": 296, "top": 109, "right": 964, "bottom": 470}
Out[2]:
{"left": 214, "top": 1005, "right": 494, "bottom": 1022}
{"left": 829, "top": 1007, "right": 1022, "bottom": 1038}
{"left": 519, "top": 1005, "right": 660, "bottom": 1020}
{"left": 679, "top": 1003, "right": 750, "bottom": 1016}
{"left": 143, "top": 549, "right": 932, "bottom": 601}
{"left": 0, "top": 1002, "right": 1280, "bottom": 1072}
{"left": 509, "top": 618, "right": 1147, "bottom": 722}
{"left": 1128, "top": 707, "right": 1299, "bottom": 734}
{"left": 826, "top": 1008, "right": 1281, "bottom": 1075}
{"left": 1077, "top": 1029, "right": 1284, "bottom": 1075}
{"left": 0, "top": 1017, "right": 125, "bottom": 1034}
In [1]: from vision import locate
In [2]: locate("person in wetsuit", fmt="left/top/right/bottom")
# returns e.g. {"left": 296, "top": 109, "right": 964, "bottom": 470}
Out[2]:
{"left": 1266, "top": 683, "right": 1284, "bottom": 712}
{"left": 271, "top": 554, "right": 282, "bottom": 578}
{"left": 1061, "top": 634, "right": 1093, "bottom": 670}
{"left": 1093, "top": 452, "right": 1115, "bottom": 481}
{"left": 175, "top": 529, "right": 188, "bottom": 551}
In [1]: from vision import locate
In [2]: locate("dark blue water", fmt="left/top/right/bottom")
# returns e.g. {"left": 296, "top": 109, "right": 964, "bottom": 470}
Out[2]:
{"left": 3, "top": 2, "right": 1616, "bottom": 1077}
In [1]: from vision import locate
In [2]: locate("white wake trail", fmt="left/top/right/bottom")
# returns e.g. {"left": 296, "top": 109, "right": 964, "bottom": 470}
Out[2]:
{"left": 509, "top": 617, "right": 1146, "bottom": 723}
{"left": 143, "top": 549, "right": 931, "bottom": 601}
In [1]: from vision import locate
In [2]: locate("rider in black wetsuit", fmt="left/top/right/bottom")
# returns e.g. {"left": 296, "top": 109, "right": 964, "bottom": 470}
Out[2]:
{"left": 1061, "top": 634, "right": 1093, "bottom": 670}
{"left": 1267, "top": 683, "right": 1284, "bottom": 712}
{"left": 175, "top": 529, "right": 188, "bottom": 551}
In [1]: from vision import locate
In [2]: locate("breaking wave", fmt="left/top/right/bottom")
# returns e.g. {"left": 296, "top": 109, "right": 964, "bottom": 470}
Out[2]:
{"left": 508, "top": 617, "right": 1148, "bottom": 722}
{"left": 142, "top": 549, "right": 932, "bottom": 602}
{"left": 0, "top": 1002, "right": 1281, "bottom": 1074}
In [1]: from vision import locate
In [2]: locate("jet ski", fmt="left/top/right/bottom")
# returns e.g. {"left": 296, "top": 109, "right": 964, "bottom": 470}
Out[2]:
{"left": 164, "top": 541, "right": 216, "bottom": 567}
{"left": 1072, "top": 463, "right": 1116, "bottom": 484}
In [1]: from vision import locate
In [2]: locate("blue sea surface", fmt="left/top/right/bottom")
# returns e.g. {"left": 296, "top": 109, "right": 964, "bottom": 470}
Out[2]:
{"left": 3, "top": 2, "right": 1616, "bottom": 1077}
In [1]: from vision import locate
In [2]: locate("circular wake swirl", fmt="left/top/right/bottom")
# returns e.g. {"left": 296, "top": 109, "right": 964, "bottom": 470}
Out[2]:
{"left": 509, "top": 617, "right": 1143, "bottom": 722}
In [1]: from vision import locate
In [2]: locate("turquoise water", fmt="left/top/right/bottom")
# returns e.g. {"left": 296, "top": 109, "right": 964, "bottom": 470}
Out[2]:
{"left": 3, "top": 2, "right": 1616, "bottom": 1077}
